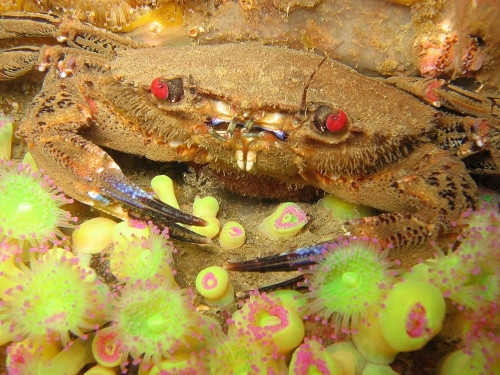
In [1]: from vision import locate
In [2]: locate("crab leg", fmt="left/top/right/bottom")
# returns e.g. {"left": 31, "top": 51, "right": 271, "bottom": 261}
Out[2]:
{"left": 0, "top": 12, "right": 141, "bottom": 54}
{"left": 227, "top": 145, "right": 480, "bottom": 272}
{"left": 12, "top": 68, "right": 207, "bottom": 243}
{"left": 234, "top": 275, "right": 307, "bottom": 298}
{"left": 385, "top": 77, "right": 499, "bottom": 120}
{"left": 90, "top": 168, "right": 209, "bottom": 243}
{"left": 377, "top": 77, "right": 500, "bottom": 171}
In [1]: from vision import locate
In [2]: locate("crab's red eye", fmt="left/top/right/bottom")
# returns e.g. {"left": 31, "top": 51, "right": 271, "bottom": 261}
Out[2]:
{"left": 150, "top": 77, "right": 184, "bottom": 103}
{"left": 151, "top": 77, "right": 169, "bottom": 99}
{"left": 325, "top": 110, "right": 348, "bottom": 132}
{"left": 314, "top": 106, "right": 349, "bottom": 133}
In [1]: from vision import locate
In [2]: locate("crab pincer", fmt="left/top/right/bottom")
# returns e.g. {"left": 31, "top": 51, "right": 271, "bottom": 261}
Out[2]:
{"left": 225, "top": 240, "right": 344, "bottom": 272}
{"left": 95, "top": 169, "right": 210, "bottom": 243}
{"left": 23, "top": 128, "right": 210, "bottom": 244}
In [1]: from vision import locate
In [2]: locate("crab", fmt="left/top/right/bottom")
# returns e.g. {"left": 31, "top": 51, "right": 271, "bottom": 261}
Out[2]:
{"left": 0, "top": 12, "right": 498, "bottom": 269}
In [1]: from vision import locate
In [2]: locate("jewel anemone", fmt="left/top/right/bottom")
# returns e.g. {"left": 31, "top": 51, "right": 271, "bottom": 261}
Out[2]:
{"left": 207, "top": 333, "right": 287, "bottom": 375}
{"left": 425, "top": 204, "right": 500, "bottom": 311}
{"left": 289, "top": 337, "right": 343, "bottom": 375}
{"left": 6, "top": 336, "right": 94, "bottom": 375}
{"left": 109, "top": 222, "right": 176, "bottom": 285}
{"left": 258, "top": 202, "right": 309, "bottom": 240}
{"left": 228, "top": 290, "right": 305, "bottom": 355}
{"left": 195, "top": 266, "right": 234, "bottom": 307}
{"left": 108, "top": 280, "right": 213, "bottom": 366}
{"left": 0, "top": 161, "right": 76, "bottom": 250}
{"left": 0, "top": 249, "right": 107, "bottom": 346}
{"left": 0, "top": 114, "right": 14, "bottom": 160}
{"left": 305, "top": 237, "right": 396, "bottom": 332}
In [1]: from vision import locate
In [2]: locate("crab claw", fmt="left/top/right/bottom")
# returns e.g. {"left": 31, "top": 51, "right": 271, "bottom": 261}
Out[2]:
{"left": 19, "top": 125, "right": 209, "bottom": 243}
{"left": 225, "top": 240, "right": 345, "bottom": 272}
{"left": 235, "top": 275, "right": 307, "bottom": 297}
{"left": 89, "top": 169, "right": 210, "bottom": 243}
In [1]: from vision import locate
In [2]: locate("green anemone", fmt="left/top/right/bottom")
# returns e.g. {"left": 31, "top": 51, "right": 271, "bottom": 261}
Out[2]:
{"left": 0, "top": 161, "right": 75, "bottom": 249}
{"left": 0, "top": 249, "right": 106, "bottom": 345}
{"left": 208, "top": 334, "right": 286, "bottom": 374}
{"left": 306, "top": 237, "right": 395, "bottom": 332}
{"left": 109, "top": 281, "right": 206, "bottom": 365}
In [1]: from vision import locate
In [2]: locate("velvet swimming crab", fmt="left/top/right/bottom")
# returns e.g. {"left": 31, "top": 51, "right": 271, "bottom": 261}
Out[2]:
{"left": 0, "top": 12, "right": 498, "bottom": 271}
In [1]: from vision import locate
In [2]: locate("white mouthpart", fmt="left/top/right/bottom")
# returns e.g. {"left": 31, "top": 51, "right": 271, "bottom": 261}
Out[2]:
{"left": 474, "top": 137, "right": 484, "bottom": 148}
{"left": 235, "top": 150, "right": 257, "bottom": 171}
{"left": 214, "top": 100, "right": 232, "bottom": 116}
{"left": 168, "top": 140, "right": 183, "bottom": 148}
{"left": 246, "top": 150, "right": 256, "bottom": 171}
{"left": 236, "top": 150, "right": 245, "bottom": 170}
{"left": 259, "top": 112, "right": 283, "bottom": 124}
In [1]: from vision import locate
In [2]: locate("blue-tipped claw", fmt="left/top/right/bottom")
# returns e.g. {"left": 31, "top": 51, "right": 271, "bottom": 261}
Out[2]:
{"left": 225, "top": 239, "right": 347, "bottom": 272}
{"left": 98, "top": 169, "right": 210, "bottom": 243}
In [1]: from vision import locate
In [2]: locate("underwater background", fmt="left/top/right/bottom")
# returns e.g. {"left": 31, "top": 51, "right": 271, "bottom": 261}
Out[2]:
{"left": 0, "top": 0, "right": 499, "bottom": 374}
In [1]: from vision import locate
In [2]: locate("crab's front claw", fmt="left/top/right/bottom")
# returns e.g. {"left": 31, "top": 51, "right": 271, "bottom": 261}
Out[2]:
{"left": 92, "top": 168, "right": 210, "bottom": 244}
{"left": 22, "top": 128, "right": 209, "bottom": 243}
{"left": 225, "top": 239, "right": 346, "bottom": 272}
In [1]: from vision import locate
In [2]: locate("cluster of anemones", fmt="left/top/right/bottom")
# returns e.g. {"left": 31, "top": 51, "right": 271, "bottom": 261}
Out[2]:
{"left": 2, "top": 149, "right": 498, "bottom": 374}
{"left": 0, "top": 160, "right": 108, "bottom": 373}
{"left": 410, "top": 203, "right": 500, "bottom": 374}
{"left": 0, "top": 160, "right": 222, "bottom": 373}
{"left": 302, "top": 236, "right": 447, "bottom": 366}
{"left": 71, "top": 217, "right": 224, "bottom": 373}
{"left": 423, "top": 204, "right": 499, "bottom": 312}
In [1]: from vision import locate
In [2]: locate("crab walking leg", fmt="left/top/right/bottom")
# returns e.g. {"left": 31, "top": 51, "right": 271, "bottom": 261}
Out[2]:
{"left": 0, "top": 12, "right": 141, "bottom": 52}
{"left": 385, "top": 77, "right": 499, "bottom": 120}
{"left": 0, "top": 46, "right": 42, "bottom": 80}
{"left": 434, "top": 115, "right": 500, "bottom": 175}
{"left": 385, "top": 77, "right": 500, "bottom": 174}
{"left": 0, "top": 13, "right": 59, "bottom": 80}
{"left": 0, "top": 11, "right": 142, "bottom": 80}
{"left": 0, "top": 12, "right": 59, "bottom": 40}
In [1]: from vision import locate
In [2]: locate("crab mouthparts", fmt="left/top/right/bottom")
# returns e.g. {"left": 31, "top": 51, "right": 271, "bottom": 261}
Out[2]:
{"left": 204, "top": 116, "right": 289, "bottom": 172}
{"left": 204, "top": 117, "right": 289, "bottom": 141}
{"left": 235, "top": 149, "right": 257, "bottom": 172}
